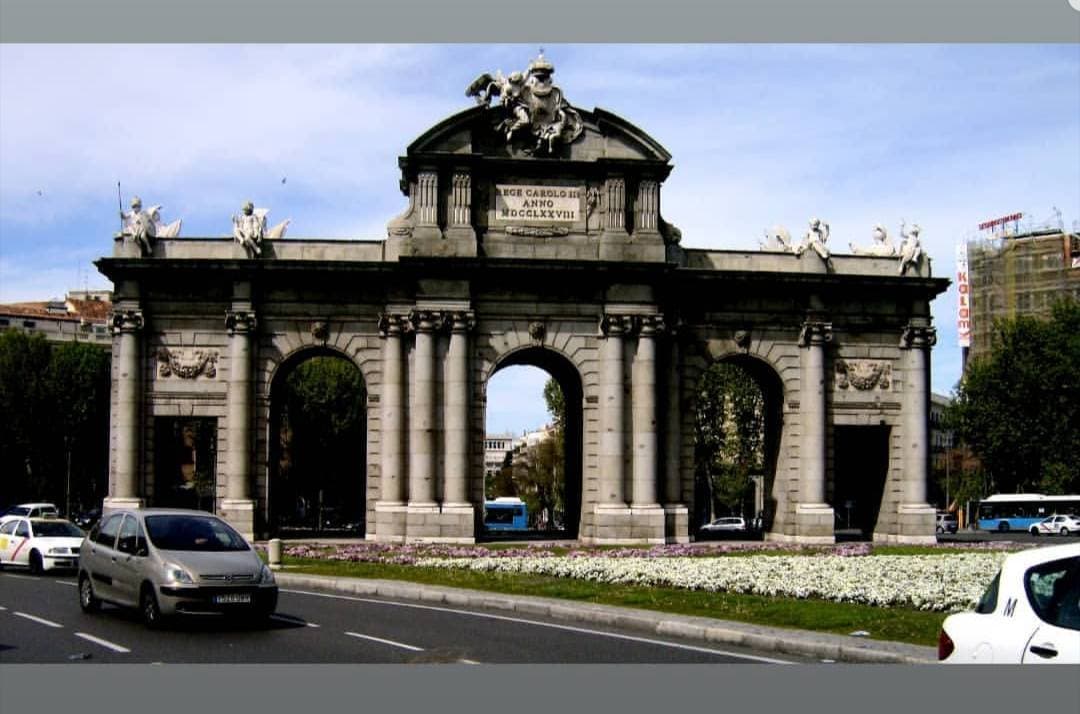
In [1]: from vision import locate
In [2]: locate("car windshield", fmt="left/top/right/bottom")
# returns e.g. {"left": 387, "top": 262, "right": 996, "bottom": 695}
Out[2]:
{"left": 144, "top": 515, "right": 249, "bottom": 552}
{"left": 4, "top": 507, "right": 30, "bottom": 517}
{"left": 31, "top": 521, "right": 84, "bottom": 538}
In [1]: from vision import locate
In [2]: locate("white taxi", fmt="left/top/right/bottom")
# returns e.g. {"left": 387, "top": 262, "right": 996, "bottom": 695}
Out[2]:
{"left": 939, "top": 543, "right": 1079, "bottom": 664}
{"left": 0, "top": 517, "right": 86, "bottom": 573}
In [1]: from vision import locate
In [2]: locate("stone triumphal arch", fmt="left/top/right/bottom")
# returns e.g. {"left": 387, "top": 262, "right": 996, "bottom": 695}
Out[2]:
{"left": 98, "top": 54, "right": 948, "bottom": 544}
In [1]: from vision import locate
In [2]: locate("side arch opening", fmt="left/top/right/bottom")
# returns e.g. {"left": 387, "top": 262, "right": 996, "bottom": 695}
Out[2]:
{"left": 267, "top": 349, "right": 368, "bottom": 537}
{"left": 483, "top": 347, "right": 583, "bottom": 541}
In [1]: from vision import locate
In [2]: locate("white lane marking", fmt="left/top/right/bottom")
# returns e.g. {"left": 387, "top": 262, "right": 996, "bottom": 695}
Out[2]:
{"left": 0, "top": 605, "right": 7, "bottom": 611}
{"left": 281, "top": 588, "right": 793, "bottom": 664}
{"left": 74, "top": 632, "right": 131, "bottom": 653}
{"left": 55, "top": 580, "right": 77, "bottom": 587}
{"left": 345, "top": 631, "right": 425, "bottom": 652}
{"left": 14, "top": 611, "right": 63, "bottom": 628}
{"left": 459, "top": 659, "right": 481, "bottom": 664}
{"left": 3, "top": 573, "right": 38, "bottom": 581}
{"left": 270, "top": 614, "right": 320, "bottom": 628}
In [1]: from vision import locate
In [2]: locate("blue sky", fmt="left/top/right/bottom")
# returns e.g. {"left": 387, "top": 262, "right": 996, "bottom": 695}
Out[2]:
{"left": 1, "top": 44, "right": 1077, "bottom": 433}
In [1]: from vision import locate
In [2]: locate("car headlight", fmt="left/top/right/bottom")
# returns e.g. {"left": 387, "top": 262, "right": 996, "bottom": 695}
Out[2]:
{"left": 258, "top": 563, "right": 275, "bottom": 585}
{"left": 47, "top": 547, "right": 64, "bottom": 555}
{"left": 164, "top": 564, "right": 195, "bottom": 584}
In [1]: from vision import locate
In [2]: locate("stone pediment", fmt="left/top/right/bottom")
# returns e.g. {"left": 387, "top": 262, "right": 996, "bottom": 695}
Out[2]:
{"left": 388, "top": 105, "right": 676, "bottom": 263}
{"left": 406, "top": 105, "right": 672, "bottom": 165}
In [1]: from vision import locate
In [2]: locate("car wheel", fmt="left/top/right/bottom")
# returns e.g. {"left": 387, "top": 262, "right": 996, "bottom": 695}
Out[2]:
{"left": 998, "top": 522, "right": 1010, "bottom": 533}
{"left": 1061, "top": 527, "right": 1070, "bottom": 536}
{"left": 140, "top": 586, "right": 163, "bottom": 629}
{"left": 936, "top": 526, "right": 944, "bottom": 535}
{"left": 78, "top": 573, "right": 101, "bottom": 613}
{"left": 1030, "top": 527, "right": 1039, "bottom": 536}
{"left": 29, "top": 550, "right": 43, "bottom": 575}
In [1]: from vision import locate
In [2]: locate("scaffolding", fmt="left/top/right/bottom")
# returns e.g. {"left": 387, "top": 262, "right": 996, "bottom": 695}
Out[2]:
{"left": 965, "top": 209, "right": 1080, "bottom": 365}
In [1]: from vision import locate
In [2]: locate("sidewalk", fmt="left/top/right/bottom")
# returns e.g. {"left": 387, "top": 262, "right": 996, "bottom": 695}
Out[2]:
{"left": 272, "top": 570, "right": 938, "bottom": 664}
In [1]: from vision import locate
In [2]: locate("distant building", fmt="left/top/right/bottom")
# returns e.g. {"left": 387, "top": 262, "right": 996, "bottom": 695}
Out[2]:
{"left": 483, "top": 432, "right": 516, "bottom": 477}
{"left": 0, "top": 290, "right": 112, "bottom": 349}
{"left": 965, "top": 219, "right": 1080, "bottom": 365}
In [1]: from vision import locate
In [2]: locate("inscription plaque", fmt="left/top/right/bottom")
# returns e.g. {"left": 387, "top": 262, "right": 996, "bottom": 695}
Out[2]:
{"left": 495, "top": 184, "right": 581, "bottom": 223}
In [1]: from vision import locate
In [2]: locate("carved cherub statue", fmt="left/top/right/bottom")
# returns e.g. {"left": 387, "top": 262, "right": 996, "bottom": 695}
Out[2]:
{"left": 849, "top": 224, "right": 897, "bottom": 256}
{"left": 760, "top": 225, "right": 796, "bottom": 252}
{"left": 898, "top": 221, "right": 924, "bottom": 275}
{"left": 117, "top": 195, "right": 182, "bottom": 256}
{"left": 232, "top": 201, "right": 290, "bottom": 258}
{"left": 796, "top": 218, "right": 831, "bottom": 260}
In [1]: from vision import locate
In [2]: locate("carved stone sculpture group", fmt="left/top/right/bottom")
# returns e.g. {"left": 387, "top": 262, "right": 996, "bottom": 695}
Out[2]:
{"left": 762, "top": 218, "right": 927, "bottom": 274}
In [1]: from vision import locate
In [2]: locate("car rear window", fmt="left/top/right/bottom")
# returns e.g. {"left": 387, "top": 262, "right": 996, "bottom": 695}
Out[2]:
{"left": 1023, "top": 556, "right": 1079, "bottom": 630}
{"left": 974, "top": 570, "right": 1001, "bottom": 614}
{"left": 144, "top": 515, "right": 250, "bottom": 552}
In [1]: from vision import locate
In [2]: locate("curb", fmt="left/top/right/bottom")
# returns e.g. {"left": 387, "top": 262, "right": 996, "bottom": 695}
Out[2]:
{"left": 273, "top": 572, "right": 938, "bottom": 664}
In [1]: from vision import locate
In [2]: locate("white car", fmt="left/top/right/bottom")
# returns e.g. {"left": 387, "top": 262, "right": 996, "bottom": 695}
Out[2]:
{"left": 0, "top": 517, "right": 86, "bottom": 573}
{"left": 0, "top": 502, "right": 60, "bottom": 525}
{"left": 700, "top": 517, "right": 748, "bottom": 533}
{"left": 939, "top": 543, "right": 1079, "bottom": 664}
{"left": 1028, "top": 515, "right": 1080, "bottom": 537}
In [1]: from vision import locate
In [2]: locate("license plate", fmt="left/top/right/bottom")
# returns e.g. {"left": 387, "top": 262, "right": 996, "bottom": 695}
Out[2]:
{"left": 213, "top": 593, "right": 251, "bottom": 604}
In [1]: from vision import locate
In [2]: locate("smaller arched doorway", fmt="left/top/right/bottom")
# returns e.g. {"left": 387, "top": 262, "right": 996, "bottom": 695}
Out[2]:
{"left": 268, "top": 349, "right": 368, "bottom": 537}
{"left": 483, "top": 347, "right": 583, "bottom": 540}
{"left": 692, "top": 355, "right": 784, "bottom": 537}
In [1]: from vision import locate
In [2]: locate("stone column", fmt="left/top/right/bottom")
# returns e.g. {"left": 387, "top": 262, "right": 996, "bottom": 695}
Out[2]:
{"left": 375, "top": 313, "right": 408, "bottom": 541}
{"left": 663, "top": 332, "right": 689, "bottom": 542}
{"left": 795, "top": 320, "right": 834, "bottom": 542}
{"left": 378, "top": 314, "right": 407, "bottom": 505}
{"left": 222, "top": 307, "right": 256, "bottom": 538}
{"left": 631, "top": 315, "right": 663, "bottom": 507}
{"left": 408, "top": 310, "right": 439, "bottom": 506}
{"left": 443, "top": 311, "right": 474, "bottom": 506}
{"left": 897, "top": 323, "right": 937, "bottom": 543}
{"left": 598, "top": 313, "right": 630, "bottom": 506}
{"left": 105, "top": 309, "right": 145, "bottom": 511}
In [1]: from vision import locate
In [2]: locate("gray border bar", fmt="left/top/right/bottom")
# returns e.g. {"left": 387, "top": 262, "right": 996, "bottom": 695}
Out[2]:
{"left": 2, "top": 0, "right": 1079, "bottom": 42}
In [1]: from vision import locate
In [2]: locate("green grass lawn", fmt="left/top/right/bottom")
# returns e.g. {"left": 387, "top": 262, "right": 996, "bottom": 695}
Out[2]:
{"left": 280, "top": 556, "right": 947, "bottom": 647}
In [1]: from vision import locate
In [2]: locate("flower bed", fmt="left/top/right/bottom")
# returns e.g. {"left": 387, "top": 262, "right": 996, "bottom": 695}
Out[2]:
{"left": 411, "top": 554, "right": 1007, "bottom": 612}
{"left": 273, "top": 540, "right": 1023, "bottom": 612}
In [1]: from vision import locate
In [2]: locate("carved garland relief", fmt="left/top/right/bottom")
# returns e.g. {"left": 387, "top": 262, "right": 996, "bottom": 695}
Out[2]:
{"left": 156, "top": 347, "right": 219, "bottom": 379}
{"left": 834, "top": 359, "right": 892, "bottom": 391}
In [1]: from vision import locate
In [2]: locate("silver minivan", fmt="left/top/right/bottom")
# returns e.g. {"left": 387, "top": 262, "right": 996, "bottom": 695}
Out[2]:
{"left": 78, "top": 508, "right": 277, "bottom": 627}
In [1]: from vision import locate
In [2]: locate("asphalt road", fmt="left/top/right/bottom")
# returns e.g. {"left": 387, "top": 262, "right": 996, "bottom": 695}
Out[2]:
{"left": 0, "top": 570, "right": 807, "bottom": 664}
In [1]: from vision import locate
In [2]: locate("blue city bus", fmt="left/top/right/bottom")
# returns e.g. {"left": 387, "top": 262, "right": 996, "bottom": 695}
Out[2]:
{"left": 977, "top": 494, "right": 1080, "bottom": 532}
{"left": 483, "top": 497, "right": 528, "bottom": 531}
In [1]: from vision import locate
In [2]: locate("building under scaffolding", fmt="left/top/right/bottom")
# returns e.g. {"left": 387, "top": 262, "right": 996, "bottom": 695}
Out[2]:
{"left": 965, "top": 212, "right": 1080, "bottom": 366}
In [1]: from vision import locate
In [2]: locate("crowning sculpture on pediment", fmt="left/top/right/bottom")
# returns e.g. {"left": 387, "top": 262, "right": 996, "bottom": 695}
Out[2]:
{"left": 467, "top": 51, "right": 584, "bottom": 155}
{"left": 117, "top": 195, "right": 182, "bottom": 256}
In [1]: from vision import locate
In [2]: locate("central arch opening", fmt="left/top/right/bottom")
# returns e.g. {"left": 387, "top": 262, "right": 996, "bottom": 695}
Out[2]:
{"left": 483, "top": 348, "right": 583, "bottom": 540}
{"left": 692, "top": 355, "right": 783, "bottom": 538}
{"left": 268, "top": 351, "right": 367, "bottom": 537}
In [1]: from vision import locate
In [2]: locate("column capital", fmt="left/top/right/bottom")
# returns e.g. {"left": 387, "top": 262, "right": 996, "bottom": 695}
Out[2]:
{"left": 110, "top": 309, "right": 144, "bottom": 334}
{"left": 599, "top": 313, "right": 634, "bottom": 337}
{"left": 637, "top": 314, "right": 666, "bottom": 336}
{"left": 225, "top": 309, "right": 257, "bottom": 335}
{"left": 408, "top": 309, "right": 443, "bottom": 333}
{"left": 798, "top": 320, "right": 833, "bottom": 347}
{"left": 378, "top": 312, "right": 408, "bottom": 337}
{"left": 448, "top": 310, "right": 476, "bottom": 334}
{"left": 900, "top": 324, "right": 937, "bottom": 349}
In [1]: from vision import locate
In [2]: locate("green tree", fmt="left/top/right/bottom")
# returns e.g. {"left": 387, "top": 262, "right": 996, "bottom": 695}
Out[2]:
{"left": 0, "top": 332, "right": 110, "bottom": 510}
{"left": 280, "top": 355, "right": 367, "bottom": 530}
{"left": 948, "top": 299, "right": 1080, "bottom": 495}
{"left": 694, "top": 362, "right": 764, "bottom": 520}
{"left": 46, "top": 342, "right": 111, "bottom": 513}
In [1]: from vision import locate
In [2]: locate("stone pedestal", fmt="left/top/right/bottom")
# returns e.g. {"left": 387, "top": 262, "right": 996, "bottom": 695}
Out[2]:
{"left": 793, "top": 503, "right": 836, "bottom": 544}
{"left": 102, "top": 496, "right": 145, "bottom": 514}
{"left": 887, "top": 503, "right": 937, "bottom": 545}
{"left": 374, "top": 501, "right": 408, "bottom": 543}
{"left": 591, "top": 505, "right": 634, "bottom": 545}
{"left": 405, "top": 503, "right": 475, "bottom": 543}
{"left": 663, "top": 504, "right": 690, "bottom": 544}
{"left": 220, "top": 498, "right": 255, "bottom": 542}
